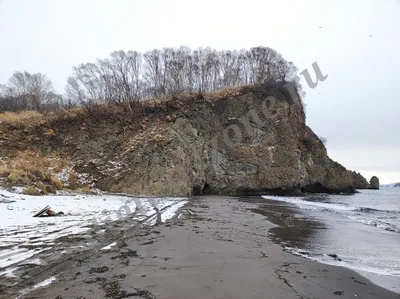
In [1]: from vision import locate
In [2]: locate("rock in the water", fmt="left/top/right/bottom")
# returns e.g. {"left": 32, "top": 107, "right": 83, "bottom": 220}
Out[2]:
{"left": 369, "top": 176, "right": 380, "bottom": 189}
{"left": 351, "top": 172, "right": 370, "bottom": 189}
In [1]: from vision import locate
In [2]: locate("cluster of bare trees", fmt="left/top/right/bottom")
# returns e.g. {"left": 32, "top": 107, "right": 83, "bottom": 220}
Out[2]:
{"left": 0, "top": 46, "right": 300, "bottom": 112}
{"left": 66, "top": 46, "right": 299, "bottom": 105}
{"left": 0, "top": 71, "right": 63, "bottom": 112}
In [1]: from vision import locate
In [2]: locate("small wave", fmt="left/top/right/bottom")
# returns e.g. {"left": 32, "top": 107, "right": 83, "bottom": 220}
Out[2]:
{"left": 262, "top": 195, "right": 400, "bottom": 214}
{"left": 284, "top": 246, "right": 400, "bottom": 277}
{"left": 350, "top": 218, "right": 399, "bottom": 234}
{"left": 356, "top": 207, "right": 400, "bottom": 214}
{"left": 262, "top": 195, "right": 356, "bottom": 212}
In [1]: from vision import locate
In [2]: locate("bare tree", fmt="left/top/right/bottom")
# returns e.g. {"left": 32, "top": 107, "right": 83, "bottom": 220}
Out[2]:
{"left": 64, "top": 46, "right": 301, "bottom": 105}
{"left": 0, "top": 71, "right": 61, "bottom": 112}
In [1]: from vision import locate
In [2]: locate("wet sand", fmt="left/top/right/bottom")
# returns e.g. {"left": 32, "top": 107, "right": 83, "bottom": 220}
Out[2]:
{"left": 1, "top": 196, "right": 399, "bottom": 299}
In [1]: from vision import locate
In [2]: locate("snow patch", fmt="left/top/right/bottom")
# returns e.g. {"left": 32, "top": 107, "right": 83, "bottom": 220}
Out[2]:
{"left": 32, "top": 276, "right": 57, "bottom": 290}
{"left": 101, "top": 242, "right": 117, "bottom": 251}
{"left": 0, "top": 189, "right": 187, "bottom": 271}
{"left": 0, "top": 267, "right": 18, "bottom": 278}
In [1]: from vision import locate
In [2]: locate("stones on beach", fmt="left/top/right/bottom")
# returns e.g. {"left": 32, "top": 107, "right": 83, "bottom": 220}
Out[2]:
{"left": 328, "top": 253, "right": 342, "bottom": 261}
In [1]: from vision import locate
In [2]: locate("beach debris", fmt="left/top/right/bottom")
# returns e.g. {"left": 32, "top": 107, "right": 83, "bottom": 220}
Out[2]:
{"left": 351, "top": 276, "right": 367, "bottom": 285}
{"left": 186, "top": 209, "right": 195, "bottom": 216}
{"left": 333, "top": 291, "right": 344, "bottom": 296}
{"left": 89, "top": 266, "right": 109, "bottom": 274}
{"left": 33, "top": 205, "right": 51, "bottom": 217}
{"left": 33, "top": 205, "right": 64, "bottom": 217}
{"left": 328, "top": 253, "right": 342, "bottom": 261}
{"left": 101, "top": 281, "right": 129, "bottom": 298}
{"left": 140, "top": 240, "right": 155, "bottom": 246}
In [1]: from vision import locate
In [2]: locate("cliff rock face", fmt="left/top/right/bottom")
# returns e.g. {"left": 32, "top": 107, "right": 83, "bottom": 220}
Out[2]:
{"left": 0, "top": 84, "right": 372, "bottom": 197}
{"left": 351, "top": 172, "right": 370, "bottom": 189}
{"left": 71, "top": 84, "right": 365, "bottom": 196}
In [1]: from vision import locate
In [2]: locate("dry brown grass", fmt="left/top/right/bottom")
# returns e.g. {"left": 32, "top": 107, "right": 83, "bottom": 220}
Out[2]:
{"left": 206, "top": 84, "right": 250, "bottom": 100}
{"left": 79, "top": 185, "right": 92, "bottom": 194}
{"left": 23, "top": 186, "right": 41, "bottom": 196}
{"left": 0, "top": 85, "right": 260, "bottom": 134}
{"left": 0, "top": 86, "right": 256, "bottom": 141}
{"left": 0, "top": 150, "right": 69, "bottom": 193}
{"left": 0, "top": 110, "right": 46, "bottom": 128}
{"left": 6, "top": 152, "right": 51, "bottom": 178}
{"left": 67, "top": 172, "right": 78, "bottom": 189}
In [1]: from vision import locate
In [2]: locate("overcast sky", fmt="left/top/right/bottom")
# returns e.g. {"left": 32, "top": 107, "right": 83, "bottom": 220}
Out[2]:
{"left": 0, "top": 0, "right": 399, "bottom": 183}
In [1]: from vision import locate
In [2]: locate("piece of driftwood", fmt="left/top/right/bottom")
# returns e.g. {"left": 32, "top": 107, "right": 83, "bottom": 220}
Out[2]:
{"left": 186, "top": 209, "right": 195, "bottom": 216}
{"left": 33, "top": 205, "right": 51, "bottom": 217}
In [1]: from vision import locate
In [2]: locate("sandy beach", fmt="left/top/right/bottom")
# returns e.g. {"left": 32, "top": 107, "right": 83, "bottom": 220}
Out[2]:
{"left": 1, "top": 196, "right": 398, "bottom": 299}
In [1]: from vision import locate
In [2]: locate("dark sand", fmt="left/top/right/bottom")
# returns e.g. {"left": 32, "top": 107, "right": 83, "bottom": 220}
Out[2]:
{"left": 1, "top": 196, "right": 399, "bottom": 299}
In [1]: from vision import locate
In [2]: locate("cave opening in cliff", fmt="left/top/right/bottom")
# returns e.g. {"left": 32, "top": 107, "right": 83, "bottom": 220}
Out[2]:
{"left": 301, "top": 183, "right": 329, "bottom": 193}
{"left": 192, "top": 183, "right": 212, "bottom": 195}
{"left": 202, "top": 183, "right": 212, "bottom": 195}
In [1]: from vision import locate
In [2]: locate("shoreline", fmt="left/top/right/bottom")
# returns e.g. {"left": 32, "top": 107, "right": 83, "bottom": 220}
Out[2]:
{"left": 1, "top": 195, "right": 398, "bottom": 299}
{"left": 254, "top": 194, "right": 400, "bottom": 294}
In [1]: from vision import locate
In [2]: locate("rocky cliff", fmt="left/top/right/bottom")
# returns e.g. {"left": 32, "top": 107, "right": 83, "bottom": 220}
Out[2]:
{"left": 0, "top": 84, "right": 373, "bottom": 196}
{"left": 351, "top": 172, "right": 370, "bottom": 189}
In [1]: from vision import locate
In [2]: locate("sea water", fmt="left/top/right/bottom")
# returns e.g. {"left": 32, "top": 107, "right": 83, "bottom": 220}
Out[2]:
{"left": 262, "top": 188, "right": 400, "bottom": 293}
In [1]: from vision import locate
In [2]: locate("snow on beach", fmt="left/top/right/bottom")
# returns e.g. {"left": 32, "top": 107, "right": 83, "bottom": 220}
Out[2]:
{"left": 0, "top": 189, "right": 187, "bottom": 270}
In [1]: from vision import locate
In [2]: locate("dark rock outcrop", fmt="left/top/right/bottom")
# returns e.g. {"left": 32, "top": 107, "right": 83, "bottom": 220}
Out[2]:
{"left": 351, "top": 172, "right": 370, "bottom": 189}
{"left": 369, "top": 176, "right": 380, "bottom": 189}
{"left": 73, "top": 84, "right": 366, "bottom": 196}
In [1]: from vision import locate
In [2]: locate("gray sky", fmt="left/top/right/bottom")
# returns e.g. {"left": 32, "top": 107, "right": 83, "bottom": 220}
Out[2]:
{"left": 0, "top": 0, "right": 399, "bottom": 183}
